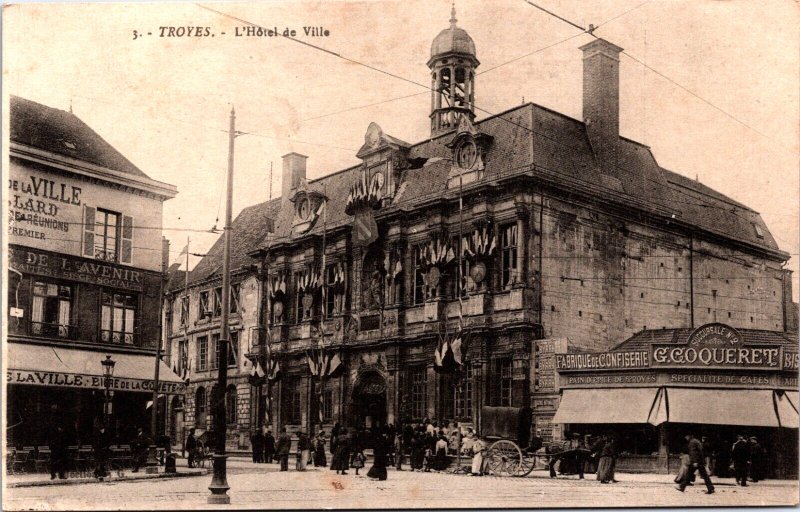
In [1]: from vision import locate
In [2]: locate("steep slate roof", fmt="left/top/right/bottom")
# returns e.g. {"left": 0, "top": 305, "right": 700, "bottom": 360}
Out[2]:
{"left": 179, "top": 198, "right": 281, "bottom": 288}
{"left": 612, "top": 328, "right": 798, "bottom": 352}
{"left": 252, "top": 103, "right": 784, "bottom": 260}
{"left": 10, "top": 95, "right": 149, "bottom": 178}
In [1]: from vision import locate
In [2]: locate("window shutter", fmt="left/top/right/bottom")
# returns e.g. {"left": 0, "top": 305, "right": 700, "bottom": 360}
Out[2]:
{"left": 83, "top": 206, "right": 96, "bottom": 257}
{"left": 121, "top": 215, "right": 134, "bottom": 264}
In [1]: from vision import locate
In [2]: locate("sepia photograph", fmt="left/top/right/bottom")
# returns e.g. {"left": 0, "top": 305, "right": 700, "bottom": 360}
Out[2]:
{"left": 2, "top": 0, "right": 799, "bottom": 509}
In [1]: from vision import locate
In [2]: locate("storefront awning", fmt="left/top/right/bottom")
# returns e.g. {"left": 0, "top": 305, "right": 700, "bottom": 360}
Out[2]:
{"left": 666, "top": 388, "right": 780, "bottom": 427}
{"left": 6, "top": 342, "right": 185, "bottom": 394}
{"left": 553, "top": 388, "right": 666, "bottom": 425}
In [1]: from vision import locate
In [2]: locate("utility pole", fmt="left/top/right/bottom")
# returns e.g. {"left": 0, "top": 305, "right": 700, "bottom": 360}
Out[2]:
{"left": 208, "top": 106, "right": 236, "bottom": 505}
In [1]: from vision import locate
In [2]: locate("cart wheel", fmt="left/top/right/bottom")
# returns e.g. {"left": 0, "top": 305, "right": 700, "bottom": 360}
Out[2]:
{"left": 486, "top": 440, "right": 522, "bottom": 477}
{"left": 517, "top": 454, "right": 536, "bottom": 477}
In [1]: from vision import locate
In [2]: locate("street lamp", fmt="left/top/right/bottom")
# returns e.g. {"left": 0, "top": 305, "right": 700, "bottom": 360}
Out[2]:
{"left": 101, "top": 355, "right": 116, "bottom": 428}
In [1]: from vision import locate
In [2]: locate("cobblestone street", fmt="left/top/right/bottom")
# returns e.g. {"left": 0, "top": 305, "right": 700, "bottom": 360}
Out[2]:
{"left": 4, "top": 458, "right": 798, "bottom": 510}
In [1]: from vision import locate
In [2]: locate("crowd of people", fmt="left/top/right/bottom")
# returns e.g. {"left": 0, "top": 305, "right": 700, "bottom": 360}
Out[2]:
{"left": 185, "top": 419, "right": 774, "bottom": 490}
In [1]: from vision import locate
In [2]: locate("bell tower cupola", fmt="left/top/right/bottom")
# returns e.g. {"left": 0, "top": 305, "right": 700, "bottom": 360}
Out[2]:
{"left": 428, "top": 4, "right": 479, "bottom": 137}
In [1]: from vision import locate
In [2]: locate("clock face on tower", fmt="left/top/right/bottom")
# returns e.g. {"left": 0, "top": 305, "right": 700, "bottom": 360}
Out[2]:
{"left": 456, "top": 140, "right": 478, "bottom": 169}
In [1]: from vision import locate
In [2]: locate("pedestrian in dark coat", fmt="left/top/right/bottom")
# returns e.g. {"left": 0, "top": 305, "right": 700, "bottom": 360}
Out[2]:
{"left": 251, "top": 430, "right": 264, "bottom": 463}
{"left": 131, "top": 428, "right": 153, "bottom": 473}
{"left": 677, "top": 434, "right": 715, "bottom": 494}
{"left": 331, "top": 428, "right": 351, "bottom": 474}
{"left": 49, "top": 425, "right": 69, "bottom": 480}
{"left": 367, "top": 434, "right": 389, "bottom": 480}
{"left": 186, "top": 429, "right": 198, "bottom": 468}
{"left": 731, "top": 435, "right": 750, "bottom": 486}
{"left": 93, "top": 424, "right": 112, "bottom": 480}
{"left": 275, "top": 427, "right": 292, "bottom": 471}
{"left": 264, "top": 430, "right": 276, "bottom": 463}
{"left": 749, "top": 436, "right": 765, "bottom": 482}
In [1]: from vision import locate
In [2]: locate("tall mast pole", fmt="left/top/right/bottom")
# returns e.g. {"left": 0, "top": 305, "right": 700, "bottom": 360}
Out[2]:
{"left": 208, "top": 106, "right": 236, "bottom": 505}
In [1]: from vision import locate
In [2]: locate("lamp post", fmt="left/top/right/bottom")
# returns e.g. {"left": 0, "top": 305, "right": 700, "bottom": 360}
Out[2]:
{"left": 101, "top": 355, "right": 116, "bottom": 429}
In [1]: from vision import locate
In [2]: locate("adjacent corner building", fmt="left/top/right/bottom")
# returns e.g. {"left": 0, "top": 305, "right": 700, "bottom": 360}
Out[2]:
{"left": 6, "top": 95, "right": 182, "bottom": 447}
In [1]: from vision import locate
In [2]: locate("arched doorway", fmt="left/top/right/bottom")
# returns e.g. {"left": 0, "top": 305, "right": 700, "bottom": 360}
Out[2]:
{"left": 352, "top": 371, "right": 387, "bottom": 429}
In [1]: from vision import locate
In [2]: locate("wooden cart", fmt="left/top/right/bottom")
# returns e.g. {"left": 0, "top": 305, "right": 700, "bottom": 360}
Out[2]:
{"left": 480, "top": 406, "right": 537, "bottom": 477}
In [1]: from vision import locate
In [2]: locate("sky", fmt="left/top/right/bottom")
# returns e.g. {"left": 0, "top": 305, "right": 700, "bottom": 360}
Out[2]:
{"left": 4, "top": 0, "right": 799, "bottom": 297}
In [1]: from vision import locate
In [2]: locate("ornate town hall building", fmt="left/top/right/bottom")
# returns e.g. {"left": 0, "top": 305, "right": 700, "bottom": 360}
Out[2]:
{"left": 165, "top": 11, "right": 795, "bottom": 454}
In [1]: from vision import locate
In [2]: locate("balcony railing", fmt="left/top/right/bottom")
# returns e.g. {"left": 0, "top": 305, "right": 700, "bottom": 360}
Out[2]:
{"left": 30, "top": 321, "right": 75, "bottom": 340}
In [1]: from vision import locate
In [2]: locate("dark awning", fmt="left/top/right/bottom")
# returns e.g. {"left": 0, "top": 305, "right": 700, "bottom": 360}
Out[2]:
{"left": 553, "top": 388, "right": 665, "bottom": 425}
{"left": 7, "top": 342, "right": 185, "bottom": 394}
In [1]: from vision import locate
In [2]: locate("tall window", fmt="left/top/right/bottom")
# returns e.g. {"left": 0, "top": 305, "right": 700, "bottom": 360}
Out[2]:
{"left": 412, "top": 245, "right": 425, "bottom": 305}
{"left": 283, "top": 379, "right": 302, "bottom": 424}
{"left": 498, "top": 358, "right": 513, "bottom": 406}
{"left": 180, "top": 296, "right": 189, "bottom": 326}
{"left": 94, "top": 209, "right": 120, "bottom": 262}
{"left": 31, "top": 281, "right": 73, "bottom": 338}
{"left": 442, "top": 367, "right": 473, "bottom": 421}
{"left": 195, "top": 387, "right": 207, "bottom": 426}
{"left": 213, "top": 287, "right": 222, "bottom": 317}
{"left": 199, "top": 291, "right": 210, "bottom": 318}
{"left": 230, "top": 283, "right": 241, "bottom": 314}
{"left": 455, "top": 367, "right": 473, "bottom": 419}
{"left": 500, "top": 224, "right": 518, "bottom": 287}
{"left": 198, "top": 336, "right": 209, "bottom": 371}
{"left": 322, "top": 385, "right": 333, "bottom": 422}
{"left": 400, "top": 367, "right": 426, "bottom": 420}
{"left": 226, "top": 384, "right": 237, "bottom": 424}
{"left": 212, "top": 332, "right": 237, "bottom": 370}
{"left": 101, "top": 291, "right": 136, "bottom": 344}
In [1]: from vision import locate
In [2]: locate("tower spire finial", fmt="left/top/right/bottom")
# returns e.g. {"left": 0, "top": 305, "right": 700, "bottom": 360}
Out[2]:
{"left": 450, "top": 2, "right": 457, "bottom": 27}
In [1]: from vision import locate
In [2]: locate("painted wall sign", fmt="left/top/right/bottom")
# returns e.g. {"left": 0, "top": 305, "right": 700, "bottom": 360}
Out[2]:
{"left": 8, "top": 173, "right": 81, "bottom": 242}
{"left": 9, "top": 246, "right": 143, "bottom": 291}
{"left": 6, "top": 369, "right": 185, "bottom": 394}
{"left": 555, "top": 350, "right": 650, "bottom": 371}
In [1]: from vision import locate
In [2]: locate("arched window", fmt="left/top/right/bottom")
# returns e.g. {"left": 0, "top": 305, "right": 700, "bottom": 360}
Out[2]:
{"left": 195, "top": 387, "right": 207, "bottom": 428}
{"left": 226, "top": 385, "right": 237, "bottom": 425}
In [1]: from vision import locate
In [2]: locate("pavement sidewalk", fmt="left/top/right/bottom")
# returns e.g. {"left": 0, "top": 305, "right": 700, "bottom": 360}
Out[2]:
{"left": 4, "top": 466, "right": 208, "bottom": 488}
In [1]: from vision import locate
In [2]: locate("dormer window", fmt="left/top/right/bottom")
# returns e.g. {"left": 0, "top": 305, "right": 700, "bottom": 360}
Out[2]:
{"left": 297, "top": 197, "right": 312, "bottom": 221}
{"left": 753, "top": 223, "right": 764, "bottom": 239}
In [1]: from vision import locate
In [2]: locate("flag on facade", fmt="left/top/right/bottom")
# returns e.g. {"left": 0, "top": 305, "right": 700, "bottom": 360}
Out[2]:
{"left": 267, "top": 359, "right": 280, "bottom": 381}
{"left": 434, "top": 330, "right": 466, "bottom": 373}
{"left": 353, "top": 208, "right": 378, "bottom": 247}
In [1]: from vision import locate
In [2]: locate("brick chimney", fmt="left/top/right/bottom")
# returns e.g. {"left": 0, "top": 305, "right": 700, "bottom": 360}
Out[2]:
{"left": 161, "top": 236, "right": 170, "bottom": 273}
{"left": 281, "top": 152, "right": 308, "bottom": 203}
{"left": 580, "top": 38, "right": 623, "bottom": 175}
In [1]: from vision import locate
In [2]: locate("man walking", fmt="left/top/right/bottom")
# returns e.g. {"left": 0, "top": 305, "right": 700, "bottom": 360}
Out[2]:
{"left": 186, "top": 429, "right": 197, "bottom": 468}
{"left": 731, "top": 435, "right": 750, "bottom": 486}
{"left": 264, "top": 430, "right": 275, "bottom": 463}
{"left": 276, "top": 427, "right": 291, "bottom": 471}
{"left": 131, "top": 428, "right": 153, "bottom": 473}
{"left": 677, "top": 434, "right": 715, "bottom": 494}
{"left": 49, "top": 425, "right": 69, "bottom": 480}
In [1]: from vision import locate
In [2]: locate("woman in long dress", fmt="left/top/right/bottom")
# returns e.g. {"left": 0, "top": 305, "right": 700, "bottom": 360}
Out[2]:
{"left": 313, "top": 432, "right": 327, "bottom": 467}
{"left": 331, "top": 429, "right": 350, "bottom": 474}
{"left": 367, "top": 434, "right": 389, "bottom": 481}
{"left": 471, "top": 436, "right": 486, "bottom": 476}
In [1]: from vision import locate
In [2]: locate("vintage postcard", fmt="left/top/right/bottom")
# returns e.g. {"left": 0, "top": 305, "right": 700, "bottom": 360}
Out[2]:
{"left": 3, "top": 0, "right": 799, "bottom": 509}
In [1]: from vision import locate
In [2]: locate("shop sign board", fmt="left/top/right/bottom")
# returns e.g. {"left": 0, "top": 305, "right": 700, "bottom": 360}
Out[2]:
{"left": 556, "top": 324, "right": 793, "bottom": 373}
{"left": 8, "top": 245, "right": 144, "bottom": 291}
{"left": 7, "top": 369, "right": 185, "bottom": 394}
{"left": 651, "top": 324, "right": 779, "bottom": 370}
{"left": 555, "top": 350, "right": 649, "bottom": 371}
